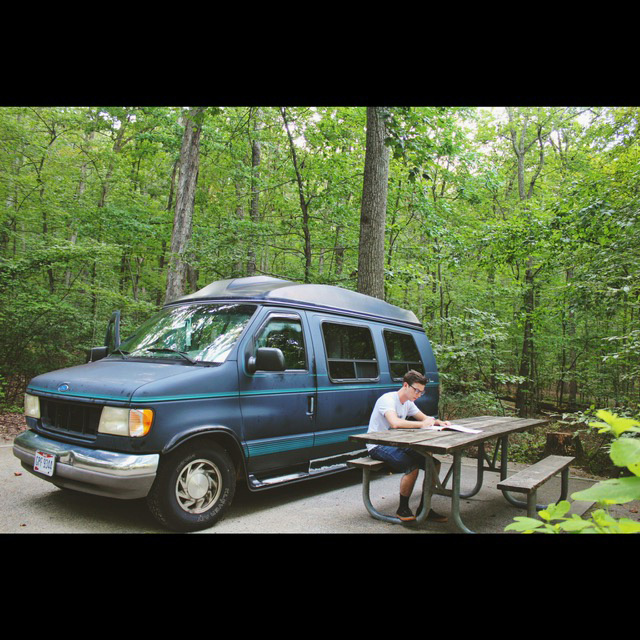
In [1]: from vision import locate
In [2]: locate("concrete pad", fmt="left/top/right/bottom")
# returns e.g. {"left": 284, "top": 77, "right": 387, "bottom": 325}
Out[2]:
{"left": 1, "top": 443, "right": 597, "bottom": 535}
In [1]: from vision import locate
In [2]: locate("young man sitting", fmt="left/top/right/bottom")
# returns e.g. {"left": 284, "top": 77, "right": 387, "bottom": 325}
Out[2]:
{"left": 366, "top": 370, "right": 450, "bottom": 522}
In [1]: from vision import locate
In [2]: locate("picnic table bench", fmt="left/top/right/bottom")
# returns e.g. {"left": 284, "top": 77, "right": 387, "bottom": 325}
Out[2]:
{"left": 497, "top": 454, "right": 574, "bottom": 517}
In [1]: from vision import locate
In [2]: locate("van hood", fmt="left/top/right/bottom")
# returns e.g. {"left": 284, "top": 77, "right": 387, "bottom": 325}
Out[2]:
{"left": 26, "top": 359, "right": 227, "bottom": 405}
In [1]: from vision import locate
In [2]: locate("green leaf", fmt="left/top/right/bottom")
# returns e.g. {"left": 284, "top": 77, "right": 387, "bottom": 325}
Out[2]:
{"left": 591, "top": 509, "right": 619, "bottom": 528}
{"left": 590, "top": 410, "right": 640, "bottom": 437}
{"left": 556, "top": 517, "right": 595, "bottom": 532}
{"left": 610, "top": 438, "right": 640, "bottom": 475}
{"left": 540, "top": 500, "right": 571, "bottom": 521}
{"left": 505, "top": 517, "right": 546, "bottom": 532}
{"left": 616, "top": 519, "right": 640, "bottom": 533}
{"left": 571, "top": 476, "right": 640, "bottom": 504}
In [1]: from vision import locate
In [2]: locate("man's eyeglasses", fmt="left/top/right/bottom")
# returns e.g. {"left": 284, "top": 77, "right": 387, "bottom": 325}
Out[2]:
{"left": 409, "top": 385, "right": 425, "bottom": 397}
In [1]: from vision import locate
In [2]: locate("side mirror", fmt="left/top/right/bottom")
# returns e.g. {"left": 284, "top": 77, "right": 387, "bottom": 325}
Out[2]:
{"left": 88, "top": 346, "right": 108, "bottom": 362}
{"left": 87, "top": 310, "right": 122, "bottom": 363}
{"left": 105, "top": 310, "right": 121, "bottom": 353}
{"left": 247, "top": 347, "right": 286, "bottom": 374}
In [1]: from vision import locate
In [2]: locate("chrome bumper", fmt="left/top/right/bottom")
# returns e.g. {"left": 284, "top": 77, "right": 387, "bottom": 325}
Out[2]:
{"left": 13, "top": 430, "right": 159, "bottom": 500}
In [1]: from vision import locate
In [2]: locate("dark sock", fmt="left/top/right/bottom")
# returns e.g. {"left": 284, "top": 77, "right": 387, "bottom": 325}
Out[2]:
{"left": 399, "top": 494, "right": 410, "bottom": 510}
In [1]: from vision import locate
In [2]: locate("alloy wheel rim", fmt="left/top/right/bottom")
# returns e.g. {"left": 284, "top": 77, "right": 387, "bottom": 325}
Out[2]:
{"left": 175, "top": 458, "right": 222, "bottom": 514}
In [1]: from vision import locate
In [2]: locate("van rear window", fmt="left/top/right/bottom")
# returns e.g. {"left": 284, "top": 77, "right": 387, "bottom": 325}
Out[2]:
{"left": 321, "top": 322, "right": 378, "bottom": 381}
{"left": 383, "top": 330, "right": 423, "bottom": 380}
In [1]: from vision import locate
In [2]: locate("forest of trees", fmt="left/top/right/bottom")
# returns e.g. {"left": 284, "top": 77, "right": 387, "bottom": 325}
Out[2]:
{"left": 1, "top": 105, "right": 638, "bottom": 421}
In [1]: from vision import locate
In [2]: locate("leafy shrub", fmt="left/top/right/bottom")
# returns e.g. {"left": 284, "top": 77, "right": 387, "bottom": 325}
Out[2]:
{"left": 505, "top": 409, "right": 640, "bottom": 533}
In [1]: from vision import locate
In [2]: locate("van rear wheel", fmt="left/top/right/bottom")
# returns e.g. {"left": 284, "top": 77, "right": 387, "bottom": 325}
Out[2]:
{"left": 147, "top": 441, "right": 236, "bottom": 532}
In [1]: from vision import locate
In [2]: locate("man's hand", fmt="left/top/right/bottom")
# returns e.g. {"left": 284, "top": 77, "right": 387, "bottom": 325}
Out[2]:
{"left": 419, "top": 417, "right": 451, "bottom": 428}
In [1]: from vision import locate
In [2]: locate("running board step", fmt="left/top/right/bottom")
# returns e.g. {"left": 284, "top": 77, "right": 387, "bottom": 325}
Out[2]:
{"left": 248, "top": 450, "right": 367, "bottom": 489}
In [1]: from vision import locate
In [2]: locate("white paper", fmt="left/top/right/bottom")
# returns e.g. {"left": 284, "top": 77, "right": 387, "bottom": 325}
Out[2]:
{"left": 423, "top": 424, "right": 481, "bottom": 434}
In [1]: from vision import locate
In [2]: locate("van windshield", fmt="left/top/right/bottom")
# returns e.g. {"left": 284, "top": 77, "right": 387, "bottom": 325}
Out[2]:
{"left": 114, "top": 303, "right": 257, "bottom": 364}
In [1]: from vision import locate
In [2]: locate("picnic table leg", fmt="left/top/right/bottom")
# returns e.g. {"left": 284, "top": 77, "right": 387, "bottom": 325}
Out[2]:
{"left": 360, "top": 466, "right": 404, "bottom": 524}
{"left": 450, "top": 452, "right": 475, "bottom": 534}
{"left": 436, "top": 446, "right": 484, "bottom": 500}
{"left": 498, "top": 435, "right": 546, "bottom": 513}
{"left": 460, "top": 444, "right": 485, "bottom": 498}
{"left": 359, "top": 460, "right": 435, "bottom": 525}
{"left": 415, "top": 455, "right": 434, "bottom": 524}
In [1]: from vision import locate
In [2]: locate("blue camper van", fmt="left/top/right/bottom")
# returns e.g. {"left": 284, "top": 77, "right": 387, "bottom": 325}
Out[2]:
{"left": 14, "top": 277, "right": 439, "bottom": 531}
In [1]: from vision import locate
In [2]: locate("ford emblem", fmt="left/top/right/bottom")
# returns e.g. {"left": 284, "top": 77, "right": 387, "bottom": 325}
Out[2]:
{"left": 58, "top": 384, "right": 70, "bottom": 392}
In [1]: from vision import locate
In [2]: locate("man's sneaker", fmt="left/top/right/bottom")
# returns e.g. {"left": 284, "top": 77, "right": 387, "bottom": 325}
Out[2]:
{"left": 396, "top": 506, "right": 416, "bottom": 521}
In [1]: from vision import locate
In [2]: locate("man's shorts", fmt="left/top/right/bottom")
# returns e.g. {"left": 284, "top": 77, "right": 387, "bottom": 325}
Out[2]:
{"left": 369, "top": 445, "right": 426, "bottom": 474}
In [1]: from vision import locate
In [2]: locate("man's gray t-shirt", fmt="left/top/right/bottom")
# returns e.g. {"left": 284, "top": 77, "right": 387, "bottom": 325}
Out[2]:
{"left": 366, "top": 391, "right": 420, "bottom": 451}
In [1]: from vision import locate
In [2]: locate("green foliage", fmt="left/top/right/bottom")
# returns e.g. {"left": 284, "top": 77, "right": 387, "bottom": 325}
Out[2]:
{"left": 504, "top": 499, "right": 640, "bottom": 533}
{"left": 505, "top": 409, "right": 640, "bottom": 533}
{"left": 440, "top": 389, "right": 506, "bottom": 420}
{"left": 1, "top": 105, "right": 640, "bottom": 417}
{"left": 503, "top": 430, "right": 547, "bottom": 464}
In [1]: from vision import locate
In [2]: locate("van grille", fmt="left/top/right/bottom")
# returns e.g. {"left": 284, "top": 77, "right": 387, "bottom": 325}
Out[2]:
{"left": 40, "top": 398, "right": 102, "bottom": 439}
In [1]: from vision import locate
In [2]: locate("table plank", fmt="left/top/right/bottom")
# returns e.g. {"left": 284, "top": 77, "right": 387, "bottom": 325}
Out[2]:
{"left": 412, "top": 418, "right": 547, "bottom": 453}
{"left": 349, "top": 416, "right": 548, "bottom": 455}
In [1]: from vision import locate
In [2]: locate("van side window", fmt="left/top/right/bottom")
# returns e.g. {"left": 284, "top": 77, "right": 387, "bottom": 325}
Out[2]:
{"left": 383, "top": 330, "right": 423, "bottom": 380}
{"left": 254, "top": 316, "right": 307, "bottom": 370}
{"left": 322, "top": 322, "right": 378, "bottom": 381}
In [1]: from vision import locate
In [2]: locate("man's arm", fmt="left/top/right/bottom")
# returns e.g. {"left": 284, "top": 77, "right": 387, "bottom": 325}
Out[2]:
{"left": 385, "top": 410, "right": 436, "bottom": 429}
{"left": 386, "top": 409, "right": 451, "bottom": 428}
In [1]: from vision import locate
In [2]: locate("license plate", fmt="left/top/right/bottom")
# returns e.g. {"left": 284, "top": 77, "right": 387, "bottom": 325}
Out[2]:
{"left": 34, "top": 450, "right": 56, "bottom": 477}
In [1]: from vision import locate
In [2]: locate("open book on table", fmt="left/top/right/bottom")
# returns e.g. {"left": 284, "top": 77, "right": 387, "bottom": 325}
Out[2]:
{"left": 422, "top": 423, "right": 481, "bottom": 434}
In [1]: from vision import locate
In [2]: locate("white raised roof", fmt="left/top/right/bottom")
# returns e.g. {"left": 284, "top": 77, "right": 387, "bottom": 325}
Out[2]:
{"left": 171, "top": 276, "right": 421, "bottom": 327}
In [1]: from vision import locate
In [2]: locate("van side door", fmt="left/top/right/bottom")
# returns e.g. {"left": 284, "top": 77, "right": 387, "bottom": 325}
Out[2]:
{"left": 308, "top": 314, "right": 390, "bottom": 458}
{"left": 238, "top": 309, "right": 317, "bottom": 477}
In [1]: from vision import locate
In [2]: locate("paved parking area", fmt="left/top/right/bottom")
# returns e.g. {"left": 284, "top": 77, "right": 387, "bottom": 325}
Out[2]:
{"left": 2, "top": 443, "right": 598, "bottom": 535}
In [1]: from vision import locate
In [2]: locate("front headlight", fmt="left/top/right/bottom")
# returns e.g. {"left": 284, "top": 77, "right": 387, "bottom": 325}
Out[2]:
{"left": 98, "top": 407, "right": 154, "bottom": 437}
{"left": 24, "top": 393, "right": 41, "bottom": 419}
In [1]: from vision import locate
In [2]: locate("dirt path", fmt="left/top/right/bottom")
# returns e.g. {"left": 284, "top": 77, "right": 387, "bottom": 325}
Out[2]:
{"left": 0, "top": 412, "right": 28, "bottom": 443}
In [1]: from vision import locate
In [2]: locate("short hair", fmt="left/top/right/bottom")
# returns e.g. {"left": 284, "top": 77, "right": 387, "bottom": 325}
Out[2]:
{"left": 403, "top": 370, "right": 427, "bottom": 386}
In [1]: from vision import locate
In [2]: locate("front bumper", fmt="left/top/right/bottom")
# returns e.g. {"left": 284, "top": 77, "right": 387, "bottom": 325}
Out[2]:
{"left": 13, "top": 430, "right": 159, "bottom": 500}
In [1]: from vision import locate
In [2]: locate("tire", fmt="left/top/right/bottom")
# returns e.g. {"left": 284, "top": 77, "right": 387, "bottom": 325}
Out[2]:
{"left": 147, "top": 441, "right": 236, "bottom": 532}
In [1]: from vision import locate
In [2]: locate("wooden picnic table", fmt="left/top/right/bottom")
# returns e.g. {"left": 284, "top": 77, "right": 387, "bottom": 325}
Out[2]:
{"left": 349, "top": 415, "right": 553, "bottom": 533}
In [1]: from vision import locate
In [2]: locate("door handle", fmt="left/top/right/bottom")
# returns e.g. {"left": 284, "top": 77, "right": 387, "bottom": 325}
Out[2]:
{"left": 307, "top": 395, "right": 315, "bottom": 416}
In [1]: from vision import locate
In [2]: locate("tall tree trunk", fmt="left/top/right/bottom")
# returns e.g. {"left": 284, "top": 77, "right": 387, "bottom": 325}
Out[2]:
{"left": 247, "top": 137, "right": 261, "bottom": 276}
{"left": 65, "top": 132, "right": 91, "bottom": 288}
{"left": 507, "top": 108, "right": 547, "bottom": 417}
{"left": 515, "top": 259, "right": 536, "bottom": 415}
{"left": 165, "top": 108, "right": 204, "bottom": 304}
{"left": 156, "top": 159, "right": 179, "bottom": 306}
{"left": 358, "top": 107, "right": 390, "bottom": 300}
{"left": 281, "top": 108, "right": 312, "bottom": 282}
{"left": 234, "top": 174, "right": 246, "bottom": 276}
{"left": 3, "top": 111, "right": 23, "bottom": 256}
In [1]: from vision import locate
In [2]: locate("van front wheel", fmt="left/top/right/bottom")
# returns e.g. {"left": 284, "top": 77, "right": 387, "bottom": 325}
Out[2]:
{"left": 147, "top": 441, "right": 236, "bottom": 532}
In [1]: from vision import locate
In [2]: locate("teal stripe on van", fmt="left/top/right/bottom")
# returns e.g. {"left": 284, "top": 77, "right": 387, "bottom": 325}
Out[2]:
{"left": 313, "top": 425, "right": 367, "bottom": 446}
{"left": 245, "top": 433, "right": 314, "bottom": 457}
{"left": 27, "top": 385, "right": 239, "bottom": 404}
{"left": 28, "top": 381, "right": 438, "bottom": 404}
{"left": 27, "top": 385, "right": 137, "bottom": 403}
{"left": 243, "top": 426, "right": 368, "bottom": 457}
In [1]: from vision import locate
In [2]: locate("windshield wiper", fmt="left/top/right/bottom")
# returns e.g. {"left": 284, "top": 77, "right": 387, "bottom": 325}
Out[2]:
{"left": 111, "top": 349, "right": 130, "bottom": 359}
{"left": 145, "top": 348, "right": 196, "bottom": 363}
